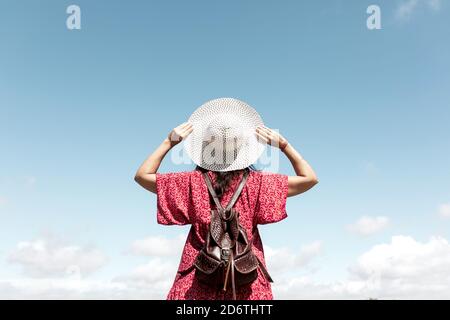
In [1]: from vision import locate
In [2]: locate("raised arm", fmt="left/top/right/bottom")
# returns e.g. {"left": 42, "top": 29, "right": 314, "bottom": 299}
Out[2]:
{"left": 256, "top": 126, "right": 318, "bottom": 197}
{"left": 134, "top": 122, "right": 193, "bottom": 193}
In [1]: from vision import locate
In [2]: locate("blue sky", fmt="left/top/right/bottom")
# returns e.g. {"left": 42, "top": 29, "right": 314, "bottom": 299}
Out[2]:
{"left": 1, "top": 0, "right": 450, "bottom": 298}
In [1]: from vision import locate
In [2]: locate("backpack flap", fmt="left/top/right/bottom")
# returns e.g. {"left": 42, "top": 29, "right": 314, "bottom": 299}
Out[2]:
{"left": 194, "top": 249, "right": 223, "bottom": 275}
{"left": 233, "top": 251, "right": 259, "bottom": 274}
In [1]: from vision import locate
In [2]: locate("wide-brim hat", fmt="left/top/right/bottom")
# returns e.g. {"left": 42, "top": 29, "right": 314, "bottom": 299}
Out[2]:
{"left": 183, "top": 97, "right": 266, "bottom": 172}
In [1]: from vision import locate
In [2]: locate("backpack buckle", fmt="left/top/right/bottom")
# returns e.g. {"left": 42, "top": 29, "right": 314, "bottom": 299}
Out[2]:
{"left": 221, "top": 248, "right": 230, "bottom": 262}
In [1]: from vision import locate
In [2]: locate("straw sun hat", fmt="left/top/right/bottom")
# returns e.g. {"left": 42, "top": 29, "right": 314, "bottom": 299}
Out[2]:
{"left": 183, "top": 97, "right": 266, "bottom": 172}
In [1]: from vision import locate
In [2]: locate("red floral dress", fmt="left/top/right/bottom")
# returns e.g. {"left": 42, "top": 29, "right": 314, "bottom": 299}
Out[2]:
{"left": 155, "top": 169, "right": 289, "bottom": 300}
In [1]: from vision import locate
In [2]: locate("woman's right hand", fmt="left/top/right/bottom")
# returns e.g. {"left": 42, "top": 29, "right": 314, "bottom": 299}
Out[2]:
{"left": 167, "top": 122, "right": 193, "bottom": 147}
{"left": 255, "top": 125, "right": 289, "bottom": 151}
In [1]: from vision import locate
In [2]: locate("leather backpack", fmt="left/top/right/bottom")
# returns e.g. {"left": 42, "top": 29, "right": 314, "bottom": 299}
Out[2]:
{"left": 194, "top": 170, "right": 273, "bottom": 299}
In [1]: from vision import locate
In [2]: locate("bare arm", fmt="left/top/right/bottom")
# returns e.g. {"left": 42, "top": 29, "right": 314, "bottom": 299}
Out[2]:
{"left": 134, "top": 122, "right": 193, "bottom": 193}
{"left": 256, "top": 126, "right": 318, "bottom": 197}
{"left": 283, "top": 144, "right": 318, "bottom": 197}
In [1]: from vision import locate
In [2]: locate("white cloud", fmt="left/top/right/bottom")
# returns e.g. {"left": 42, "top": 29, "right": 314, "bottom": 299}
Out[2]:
{"left": 265, "top": 241, "right": 323, "bottom": 273}
{"left": 0, "top": 278, "right": 128, "bottom": 300}
{"left": 1, "top": 246, "right": 177, "bottom": 299}
{"left": 7, "top": 233, "right": 108, "bottom": 278}
{"left": 113, "top": 258, "right": 176, "bottom": 292}
{"left": 272, "top": 276, "right": 368, "bottom": 300}
{"left": 118, "top": 235, "right": 187, "bottom": 297}
{"left": 347, "top": 216, "right": 390, "bottom": 236}
{"left": 128, "top": 235, "right": 185, "bottom": 257}
{"left": 396, "top": 0, "right": 419, "bottom": 19}
{"left": 349, "top": 235, "right": 450, "bottom": 299}
{"left": 273, "top": 235, "right": 450, "bottom": 299}
{"left": 438, "top": 203, "right": 450, "bottom": 218}
{"left": 0, "top": 273, "right": 176, "bottom": 300}
{"left": 1, "top": 233, "right": 177, "bottom": 299}
{"left": 396, "top": 0, "right": 441, "bottom": 20}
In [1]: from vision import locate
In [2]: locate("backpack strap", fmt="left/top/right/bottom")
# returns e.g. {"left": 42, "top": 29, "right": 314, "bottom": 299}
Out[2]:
{"left": 225, "top": 170, "right": 249, "bottom": 212}
{"left": 202, "top": 170, "right": 249, "bottom": 219}
{"left": 203, "top": 172, "right": 224, "bottom": 211}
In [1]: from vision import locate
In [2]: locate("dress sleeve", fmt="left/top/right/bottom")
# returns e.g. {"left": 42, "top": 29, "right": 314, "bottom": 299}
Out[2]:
{"left": 255, "top": 172, "right": 289, "bottom": 225}
{"left": 155, "top": 171, "right": 192, "bottom": 225}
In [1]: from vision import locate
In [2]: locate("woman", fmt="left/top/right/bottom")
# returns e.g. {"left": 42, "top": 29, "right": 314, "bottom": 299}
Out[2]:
{"left": 134, "top": 98, "right": 318, "bottom": 300}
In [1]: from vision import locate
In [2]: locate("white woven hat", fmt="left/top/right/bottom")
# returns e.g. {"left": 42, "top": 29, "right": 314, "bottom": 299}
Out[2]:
{"left": 183, "top": 97, "right": 266, "bottom": 172}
